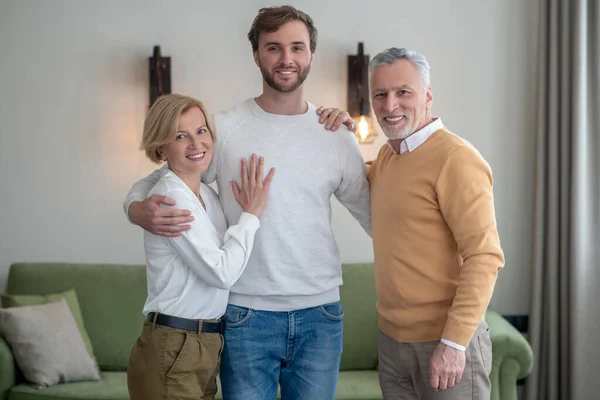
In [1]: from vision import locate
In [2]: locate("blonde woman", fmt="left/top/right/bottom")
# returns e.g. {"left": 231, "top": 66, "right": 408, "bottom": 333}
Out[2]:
{"left": 127, "top": 94, "right": 275, "bottom": 400}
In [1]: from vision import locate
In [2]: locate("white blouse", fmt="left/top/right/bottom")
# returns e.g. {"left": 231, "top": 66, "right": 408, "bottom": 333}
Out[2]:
{"left": 142, "top": 168, "right": 260, "bottom": 320}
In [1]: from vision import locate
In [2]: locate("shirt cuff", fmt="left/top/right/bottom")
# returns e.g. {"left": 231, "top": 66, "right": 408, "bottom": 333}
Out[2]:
{"left": 441, "top": 338, "right": 466, "bottom": 352}
{"left": 238, "top": 212, "right": 261, "bottom": 230}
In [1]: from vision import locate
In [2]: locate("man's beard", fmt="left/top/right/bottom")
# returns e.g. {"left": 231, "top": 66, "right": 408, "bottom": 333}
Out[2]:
{"left": 259, "top": 64, "right": 311, "bottom": 93}
{"left": 377, "top": 104, "right": 429, "bottom": 141}
{"left": 377, "top": 115, "right": 416, "bottom": 141}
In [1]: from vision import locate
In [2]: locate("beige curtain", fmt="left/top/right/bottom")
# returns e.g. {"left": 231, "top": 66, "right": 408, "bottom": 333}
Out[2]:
{"left": 527, "top": 0, "right": 599, "bottom": 399}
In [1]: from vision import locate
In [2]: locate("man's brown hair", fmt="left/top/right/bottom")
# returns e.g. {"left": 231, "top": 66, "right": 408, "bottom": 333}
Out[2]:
{"left": 247, "top": 6, "right": 318, "bottom": 53}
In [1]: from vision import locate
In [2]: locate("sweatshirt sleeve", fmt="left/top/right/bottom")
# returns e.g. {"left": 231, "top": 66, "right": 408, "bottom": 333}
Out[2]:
{"left": 334, "top": 130, "right": 372, "bottom": 236}
{"left": 436, "top": 145, "right": 505, "bottom": 347}
{"left": 201, "top": 113, "right": 223, "bottom": 185}
{"left": 162, "top": 187, "right": 260, "bottom": 290}
{"left": 122, "top": 165, "right": 167, "bottom": 221}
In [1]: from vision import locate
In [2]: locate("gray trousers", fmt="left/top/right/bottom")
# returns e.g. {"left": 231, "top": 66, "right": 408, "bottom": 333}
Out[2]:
{"left": 378, "top": 322, "right": 492, "bottom": 400}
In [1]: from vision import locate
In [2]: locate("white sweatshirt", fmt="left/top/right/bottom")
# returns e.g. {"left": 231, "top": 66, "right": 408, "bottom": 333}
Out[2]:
{"left": 125, "top": 98, "right": 371, "bottom": 311}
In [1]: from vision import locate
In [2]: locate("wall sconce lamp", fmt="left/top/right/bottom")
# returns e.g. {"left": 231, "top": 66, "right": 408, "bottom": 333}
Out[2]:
{"left": 347, "top": 42, "right": 377, "bottom": 144}
{"left": 149, "top": 45, "right": 171, "bottom": 107}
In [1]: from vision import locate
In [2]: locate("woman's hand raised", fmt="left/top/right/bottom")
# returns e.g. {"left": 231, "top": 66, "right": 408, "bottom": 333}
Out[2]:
{"left": 231, "top": 154, "right": 275, "bottom": 218}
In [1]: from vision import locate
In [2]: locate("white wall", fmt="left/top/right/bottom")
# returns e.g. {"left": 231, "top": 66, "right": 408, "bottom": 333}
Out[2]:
{"left": 0, "top": 0, "right": 538, "bottom": 315}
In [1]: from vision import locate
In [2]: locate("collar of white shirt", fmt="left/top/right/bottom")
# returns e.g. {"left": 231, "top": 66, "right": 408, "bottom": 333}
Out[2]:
{"left": 387, "top": 118, "right": 444, "bottom": 154}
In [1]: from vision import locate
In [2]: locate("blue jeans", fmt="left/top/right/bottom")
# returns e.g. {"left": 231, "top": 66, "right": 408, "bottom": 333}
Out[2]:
{"left": 219, "top": 302, "right": 344, "bottom": 400}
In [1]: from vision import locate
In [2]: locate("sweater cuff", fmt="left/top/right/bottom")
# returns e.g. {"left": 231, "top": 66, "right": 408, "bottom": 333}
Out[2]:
{"left": 441, "top": 319, "right": 476, "bottom": 348}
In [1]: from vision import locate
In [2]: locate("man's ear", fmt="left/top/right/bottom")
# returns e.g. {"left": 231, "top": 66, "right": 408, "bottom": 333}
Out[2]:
{"left": 426, "top": 85, "right": 433, "bottom": 111}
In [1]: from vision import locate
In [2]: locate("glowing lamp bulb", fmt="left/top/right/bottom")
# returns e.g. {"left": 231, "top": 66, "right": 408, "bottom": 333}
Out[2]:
{"left": 358, "top": 116, "right": 369, "bottom": 141}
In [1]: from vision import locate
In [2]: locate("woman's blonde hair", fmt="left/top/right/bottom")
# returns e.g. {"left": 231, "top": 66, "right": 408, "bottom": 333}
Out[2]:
{"left": 141, "top": 94, "right": 216, "bottom": 164}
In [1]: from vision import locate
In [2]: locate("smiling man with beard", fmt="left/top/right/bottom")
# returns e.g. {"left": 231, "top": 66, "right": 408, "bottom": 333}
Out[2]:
{"left": 123, "top": 6, "right": 371, "bottom": 400}
{"left": 367, "top": 48, "right": 504, "bottom": 400}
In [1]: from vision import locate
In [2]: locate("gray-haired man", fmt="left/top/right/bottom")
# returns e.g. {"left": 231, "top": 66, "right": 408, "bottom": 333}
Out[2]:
{"left": 367, "top": 48, "right": 504, "bottom": 399}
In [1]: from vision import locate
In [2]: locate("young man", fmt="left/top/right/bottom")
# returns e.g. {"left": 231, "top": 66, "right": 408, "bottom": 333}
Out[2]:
{"left": 367, "top": 47, "right": 504, "bottom": 400}
{"left": 123, "top": 6, "right": 371, "bottom": 400}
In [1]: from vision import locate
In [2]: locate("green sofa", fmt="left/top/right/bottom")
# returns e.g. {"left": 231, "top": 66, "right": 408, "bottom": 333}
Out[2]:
{"left": 0, "top": 262, "right": 532, "bottom": 400}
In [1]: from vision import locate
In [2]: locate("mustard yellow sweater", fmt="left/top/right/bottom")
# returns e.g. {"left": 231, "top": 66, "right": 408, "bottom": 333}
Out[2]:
{"left": 368, "top": 128, "right": 505, "bottom": 347}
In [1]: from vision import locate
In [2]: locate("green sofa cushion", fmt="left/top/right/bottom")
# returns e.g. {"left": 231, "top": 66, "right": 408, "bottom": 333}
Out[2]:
{"left": 8, "top": 372, "right": 128, "bottom": 400}
{"left": 332, "top": 371, "right": 382, "bottom": 399}
{"left": 5, "top": 263, "right": 147, "bottom": 372}
{"left": 338, "top": 263, "right": 379, "bottom": 371}
{"left": 1, "top": 289, "right": 95, "bottom": 361}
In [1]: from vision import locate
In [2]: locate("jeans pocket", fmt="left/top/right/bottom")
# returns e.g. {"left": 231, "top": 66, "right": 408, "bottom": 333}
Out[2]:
{"left": 222, "top": 305, "right": 253, "bottom": 327}
{"left": 319, "top": 302, "right": 344, "bottom": 321}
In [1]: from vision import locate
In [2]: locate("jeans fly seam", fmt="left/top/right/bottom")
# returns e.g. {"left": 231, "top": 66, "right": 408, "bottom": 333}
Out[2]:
{"left": 286, "top": 311, "right": 297, "bottom": 360}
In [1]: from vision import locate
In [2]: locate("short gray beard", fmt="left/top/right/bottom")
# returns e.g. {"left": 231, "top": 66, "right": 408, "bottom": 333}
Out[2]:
{"left": 378, "top": 117, "right": 416, "bottom": 141}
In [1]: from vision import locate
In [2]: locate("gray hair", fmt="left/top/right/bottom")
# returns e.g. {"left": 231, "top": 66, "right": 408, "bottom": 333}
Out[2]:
{"left": 369, "top": 47, "right": 431, "bottom": 86}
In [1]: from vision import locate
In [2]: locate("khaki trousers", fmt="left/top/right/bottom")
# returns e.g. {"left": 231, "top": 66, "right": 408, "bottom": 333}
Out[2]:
{"left": 378, "top": 322, "right": 492, "bottom": 400}
{"left": 127, "top": 320, "right": 223, "bottom": 400}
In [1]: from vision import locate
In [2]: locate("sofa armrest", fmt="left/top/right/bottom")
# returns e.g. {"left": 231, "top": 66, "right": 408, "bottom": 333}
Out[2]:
{"left": 485, "top": 308, "right": 533, "bottom": 400}
{"left": 0, "top": 336, "right": 16, "bottom": 400}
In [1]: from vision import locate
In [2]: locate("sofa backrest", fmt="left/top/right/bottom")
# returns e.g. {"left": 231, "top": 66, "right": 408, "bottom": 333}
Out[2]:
{"left": 5, "top": 263, "right": 147, "bottom": 371}
{"left": 339, "top": 263, "right": 378, "bottom": 370}
{"left": 5, "top": 262, "right": 379, "bottom": 372}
